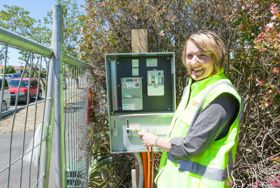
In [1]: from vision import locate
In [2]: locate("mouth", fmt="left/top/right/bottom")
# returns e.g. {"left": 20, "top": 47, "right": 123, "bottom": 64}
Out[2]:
{"left": 192, "top": 68, "right": 203, "bottom": 73}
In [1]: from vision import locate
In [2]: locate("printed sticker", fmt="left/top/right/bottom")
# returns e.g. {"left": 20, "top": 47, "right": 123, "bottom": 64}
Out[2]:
{"left": 129, "top": 123, "right": 140, "bottom": 128}
{"left": 132, "top": 59, "right": 139, "bottom": 67}
{"left": 146, "top": 59, "right": 157, "bottom": 67}
{"left": 123, "top": 103, "right": 136, "bottom": 110}
{"left": 132, "top": 68, "right": 139, "bottom": 76}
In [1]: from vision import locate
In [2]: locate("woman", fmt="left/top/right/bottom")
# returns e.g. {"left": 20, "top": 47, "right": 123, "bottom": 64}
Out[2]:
{"left": 138, "top": 31, "right": 243, "bottom": 188}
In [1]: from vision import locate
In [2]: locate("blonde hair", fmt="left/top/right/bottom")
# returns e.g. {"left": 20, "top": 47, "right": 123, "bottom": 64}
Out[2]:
{"left": 181, "top": 30, "right": 226, "bottom": 75}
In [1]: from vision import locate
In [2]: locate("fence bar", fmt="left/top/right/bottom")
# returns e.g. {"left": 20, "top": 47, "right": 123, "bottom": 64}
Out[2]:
{"left": 0, "top": 28, "right": 52, "bottom": 56}
{"left": 52, "top": 5, "right": 66, "bottom": 188}
{"left": 0, "top": 44, "right": 8, "bottom": 120}
{"left": 38, "top": 56, "right": 54, "bottom": 188}
{"left": 19, "top": 53, "right": 34, "bottom": 188}
{"left": 63, "top": 54, "right": 92, "bottom": 69}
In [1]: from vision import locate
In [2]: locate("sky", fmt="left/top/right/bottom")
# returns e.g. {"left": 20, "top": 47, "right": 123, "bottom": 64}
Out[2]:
{"left": 0, "top": 0, "right": 86, "bottom": 66}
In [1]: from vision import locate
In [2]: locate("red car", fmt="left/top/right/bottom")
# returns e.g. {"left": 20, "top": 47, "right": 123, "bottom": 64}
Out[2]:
{"left": 9, "top": 78, "right": 42, "bottom": 104}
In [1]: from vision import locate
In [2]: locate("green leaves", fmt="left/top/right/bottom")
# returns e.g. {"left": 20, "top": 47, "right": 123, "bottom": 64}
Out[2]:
{"left": 88, "top": 155, "right": 131, "bottom": 188}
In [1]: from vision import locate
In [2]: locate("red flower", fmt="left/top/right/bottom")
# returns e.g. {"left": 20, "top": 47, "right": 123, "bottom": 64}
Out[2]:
{"left": 267, "top": 176, "right": 280, "bottom": 187}
{"left": 226, "top": 180, "right": 233, "bottom": 186}
{"left": 271, "top": 9, "right": 279, "bottom": 15}
{"left": 272, "top": 67, "right": 280, "bottom": 74}
{"left": 265, "top": 23, "right": 274, "bottom": 32}
{"left": 258, "top": 32, "right": 267, "bottom": 40}
{"left": 256, "top": 79, "right": 264, "bottom": 86}
{"left": 269, "top": 4, "right": 278, "bottom": 11}
{"left": 259, "top": 48, "right": 267, "bottom": 52}
{"left": 253, "top": 180, "right": 260, "bottom": 188}
{"left": 253, "top": 38, "right": 260, "bottom": 44}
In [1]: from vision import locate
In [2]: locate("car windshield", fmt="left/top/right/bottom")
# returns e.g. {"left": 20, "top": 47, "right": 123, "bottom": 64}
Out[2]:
{"left": 8, "top": 80, "right": 29, "bottom": 87}
{"left": 13, "top": 74, "right": 20, "bottom": 78}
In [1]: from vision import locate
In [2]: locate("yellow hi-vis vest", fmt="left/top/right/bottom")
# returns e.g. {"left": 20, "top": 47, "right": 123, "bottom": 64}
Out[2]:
{"left": 155, "top": 72, "right": 243, "bottom": 188}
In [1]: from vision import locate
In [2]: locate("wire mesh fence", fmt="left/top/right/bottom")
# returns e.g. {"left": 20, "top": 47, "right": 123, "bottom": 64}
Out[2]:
{"left": 0, "top": 5, "right": 93, "bottom": 188}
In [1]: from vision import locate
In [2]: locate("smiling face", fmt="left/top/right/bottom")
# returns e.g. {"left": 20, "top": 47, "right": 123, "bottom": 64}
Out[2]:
{"left": 185, "top": 40, "right": 214, "bottom": 81}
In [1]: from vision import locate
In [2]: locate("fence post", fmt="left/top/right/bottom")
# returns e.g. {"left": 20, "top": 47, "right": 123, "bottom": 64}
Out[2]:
{"left": 38, "top": 58, "right": 55, "bottom": 188}
{"left": 0, "top": 44, "right": 8, "bottom": 120}
{"left": 52, "top": 5, "right": 66, "bottom": 188}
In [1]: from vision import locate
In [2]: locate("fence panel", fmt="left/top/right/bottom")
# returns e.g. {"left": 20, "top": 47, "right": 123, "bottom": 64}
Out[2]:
{"left": 0, "top": 5, "right": 93, "bottom": 188}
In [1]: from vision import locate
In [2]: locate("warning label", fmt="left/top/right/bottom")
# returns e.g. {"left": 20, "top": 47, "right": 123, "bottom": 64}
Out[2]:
{"left": 123, "top": 103, "right": 136, "bottom": 110}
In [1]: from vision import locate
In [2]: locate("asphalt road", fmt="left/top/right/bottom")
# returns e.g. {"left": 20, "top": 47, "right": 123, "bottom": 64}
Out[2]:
{"left": 0, "top": 131, "right": 56, "bottom": 188}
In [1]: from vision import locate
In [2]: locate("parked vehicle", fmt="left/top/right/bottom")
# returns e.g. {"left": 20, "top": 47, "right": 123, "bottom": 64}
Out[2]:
{"left": 0, "top": 78, "right": 11, "bottom": 112}
{"left": 9, "top": 78, "right": 42, "bottom": 104}
{"left": 0, "top": 74, "right": 21, "bottom": 82}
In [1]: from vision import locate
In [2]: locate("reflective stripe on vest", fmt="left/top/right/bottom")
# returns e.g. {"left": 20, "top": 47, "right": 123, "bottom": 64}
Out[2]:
{"left": 167, "top": 80, "right": 244, "bottom": 182}
{"left": 167, "top": 151, "right": 232, "bottom": 181}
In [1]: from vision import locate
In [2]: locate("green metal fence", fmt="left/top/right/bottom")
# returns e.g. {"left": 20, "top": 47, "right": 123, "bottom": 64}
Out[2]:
{"left": 0, "top": 5, "right": 93, "bottom": 188}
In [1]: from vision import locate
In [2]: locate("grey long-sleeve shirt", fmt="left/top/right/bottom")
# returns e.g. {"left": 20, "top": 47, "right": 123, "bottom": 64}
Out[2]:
{"left": 169, "top": 93, "right": 239, "bottom": 161}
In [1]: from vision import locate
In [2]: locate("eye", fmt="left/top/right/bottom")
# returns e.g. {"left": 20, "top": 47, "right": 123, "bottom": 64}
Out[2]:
{"left": 187, "top": 55, "right": 193, "bottom": 59}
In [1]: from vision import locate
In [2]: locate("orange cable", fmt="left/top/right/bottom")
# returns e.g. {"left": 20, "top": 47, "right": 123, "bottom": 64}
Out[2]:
{"left": 142, "top": 152, "right": 148, "bottom": 188}
{"left": 151, "top": 147, "right": 154, "bottom": 188}
{"left": 147, "top": 147, "right": 150, "bottom": 188}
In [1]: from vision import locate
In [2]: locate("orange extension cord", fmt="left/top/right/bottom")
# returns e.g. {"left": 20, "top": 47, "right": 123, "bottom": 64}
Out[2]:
{"left": 142, "top": 146, "right": 155, "bottom": 188}
{"left": 147, "top": 147, "right": 150, "bottom": 188}
{"left": 144, "top": 147, "right": 154, "bottom": 188}
{"left": 151, "top": 147, "right": 154, "bottom": 188}
{"left": 142, "top": 152, "right": 148, "bottom": 188}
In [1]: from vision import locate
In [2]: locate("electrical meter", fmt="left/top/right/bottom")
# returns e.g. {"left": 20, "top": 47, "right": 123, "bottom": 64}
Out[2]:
{"left": 105, "top": 52, "right": 175, "bottom": 153}
{"left": 121, "top": 77, "right": 143, "bottom": 110}
{"left": 147, "top": 70, "right": 164, "bottom": 96}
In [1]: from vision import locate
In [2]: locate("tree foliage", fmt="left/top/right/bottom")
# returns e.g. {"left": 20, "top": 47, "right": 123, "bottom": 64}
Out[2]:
{"left": 82, "top": 0, "right": 280, "bottom": 187}
{"left": 1, "top": 65, "right": 16, "bottom": 74}
{"left": 0, "top": 4, "right": 51, "bottom": 45}
{"left": 0, "top": 0, "right": 84, "bottom": 61}
{"left": 0, "top": 1, "right": 85, "bottom": 89}
{"left": 44, "top": 0, "right": 84, "bottom": 59}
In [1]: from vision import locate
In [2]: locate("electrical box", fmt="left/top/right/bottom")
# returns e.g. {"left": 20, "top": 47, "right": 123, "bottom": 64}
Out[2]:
{"left": 105, "top": 52, "right": 176, "bottom": 153}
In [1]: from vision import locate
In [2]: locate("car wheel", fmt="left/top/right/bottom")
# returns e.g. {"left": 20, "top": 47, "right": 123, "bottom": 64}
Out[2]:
{"left": 38, "top": 90, "right": 42, "bottom": 99}
{"left": 2, "top": 101, "right": 7, "bottom": 111}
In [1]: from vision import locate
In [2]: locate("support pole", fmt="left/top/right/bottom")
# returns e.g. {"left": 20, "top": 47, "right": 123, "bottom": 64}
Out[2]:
{"left": 52, "top": 5, "right": 66, "bottom": 188}
{"left": 38, "top": 57, "right": 54, "bottom": 188}
{"left": 132, "top": 29, "right": 148, "bottom": 188}
{"left": 132, "top": 29, "right": 148, "bottom": 53}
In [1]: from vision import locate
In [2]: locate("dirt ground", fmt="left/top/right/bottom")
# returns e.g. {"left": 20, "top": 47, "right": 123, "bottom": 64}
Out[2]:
{"left": 0, "top": 102, "right": 45, "bottom": 134}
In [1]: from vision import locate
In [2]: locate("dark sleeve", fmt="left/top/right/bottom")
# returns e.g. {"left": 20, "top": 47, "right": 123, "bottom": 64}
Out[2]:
{"left": 169, "top": 93, "right": 239, "bottom": 161}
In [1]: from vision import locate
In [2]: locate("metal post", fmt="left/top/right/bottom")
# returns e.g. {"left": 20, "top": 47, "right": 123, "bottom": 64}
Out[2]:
{"left": 52, "top": 5, "right": 66, "bottom": 188}
{"left": 0, "top": 44, "right": 8, "bottom": 119}
{"left": 38, "top": 56, "right": 54, "bottom": 188}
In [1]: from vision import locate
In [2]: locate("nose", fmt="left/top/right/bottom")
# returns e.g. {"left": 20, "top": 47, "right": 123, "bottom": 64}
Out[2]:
{"left": 190, "top": 55, "right": 199, "bottom": 65}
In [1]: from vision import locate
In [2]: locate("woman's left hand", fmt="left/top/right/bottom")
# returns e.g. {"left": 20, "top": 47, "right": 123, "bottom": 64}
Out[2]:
{"left": 138, "top": 132, "right": 158, "bottom": 147}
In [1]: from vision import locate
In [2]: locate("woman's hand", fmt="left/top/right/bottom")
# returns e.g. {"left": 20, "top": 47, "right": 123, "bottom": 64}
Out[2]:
{"left": 138, "top": 132, "right": 158, "bottom": 147}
